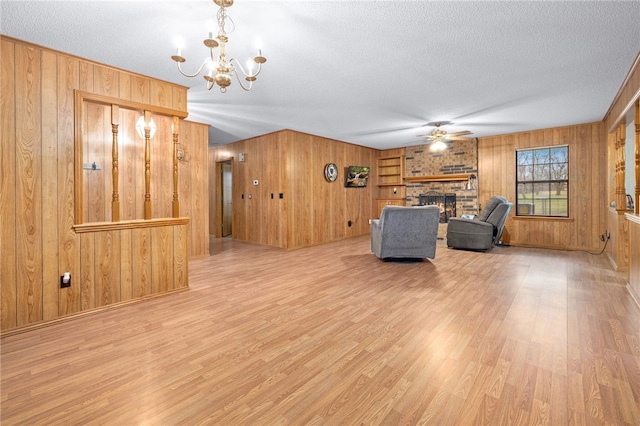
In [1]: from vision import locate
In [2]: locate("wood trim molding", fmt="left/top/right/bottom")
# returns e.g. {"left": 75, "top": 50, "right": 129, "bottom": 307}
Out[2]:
{"left": 604, "top": 50, "right": 640, "bottom": 132}
{"left": 625, "top": 212, "right": 640, "bottom": 225}
{"left": 75, "top": 91, "right": 187, "bottom": 225}
{"left": 73, "top": 217, "right": 190, "bottom": 233}
{"left": 75, "top": 91, "right": 188, "bottom": 119}
{"left": 404, "top": 173, "right": 471, "bottom": 183}
{"left": 0, "top": 287, "right": 189, "bottom": 338}
{"left": 511, "top": 216, "right": 574, "bottom": 222}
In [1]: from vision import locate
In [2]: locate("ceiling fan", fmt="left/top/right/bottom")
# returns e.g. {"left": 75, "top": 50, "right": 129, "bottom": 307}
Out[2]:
{"left": 416, "top": 122, "right": 473, "bottom": 142}
{"left": 415, "top": 122, "right": 473, "bottom": 151}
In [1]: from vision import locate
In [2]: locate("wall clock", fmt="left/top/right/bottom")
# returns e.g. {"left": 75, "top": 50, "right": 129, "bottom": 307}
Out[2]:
{"left": 324, "top": 163, "right": 338, "bottom": 182}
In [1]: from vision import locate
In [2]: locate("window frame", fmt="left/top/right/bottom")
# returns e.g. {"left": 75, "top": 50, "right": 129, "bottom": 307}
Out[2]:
{"left": 515, "top": 145, "right": 569, "bottom": 218}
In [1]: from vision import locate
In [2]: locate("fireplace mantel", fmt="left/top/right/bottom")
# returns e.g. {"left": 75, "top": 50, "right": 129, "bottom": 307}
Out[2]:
{"left": 404, "top": 173, "right": 472, "bottom": 183}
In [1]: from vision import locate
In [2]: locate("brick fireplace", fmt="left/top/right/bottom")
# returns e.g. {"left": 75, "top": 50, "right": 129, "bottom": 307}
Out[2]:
{"left": 405, "top": 138, "right": 478, "bottom": 218}
{"left": 419, "top": 192, "right": 456, "bottom": 222}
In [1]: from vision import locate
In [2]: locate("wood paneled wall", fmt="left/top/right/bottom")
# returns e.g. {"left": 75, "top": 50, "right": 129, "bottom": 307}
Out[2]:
{"left": 209, "top": 129, "right": 377, "bottom": 249}
{"left": 1, "top": 36, "right": 209, "bottom": 334}
{"left": 627, "top": 215, "right": 640, "bottom": 306}
{"left": 604, "top": 52, "right": 640, "bottom": 133}
{"left": 180, "top": 120, "right": 210, "bottom": 258}
{"left": 603, "top": 53, "right": 639, "bottom": 278}
{"left": 608, "top": 208, "right": 630, "bottom": 272}
{"left": 478, "top": 122, "right": 607, "bottom": 250}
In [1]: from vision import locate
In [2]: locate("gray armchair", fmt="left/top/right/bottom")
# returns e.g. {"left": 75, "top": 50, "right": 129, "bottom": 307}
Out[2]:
{"left": 446, "top": 196, "right": 513, "bottom": 251}
{"left": 370, "top": 205, "right": 440, "bottom": 260}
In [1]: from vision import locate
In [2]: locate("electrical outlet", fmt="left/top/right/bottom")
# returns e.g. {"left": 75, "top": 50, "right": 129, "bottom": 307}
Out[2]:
{"left": 60, "top": 272, "right": 71, "bottom": 288}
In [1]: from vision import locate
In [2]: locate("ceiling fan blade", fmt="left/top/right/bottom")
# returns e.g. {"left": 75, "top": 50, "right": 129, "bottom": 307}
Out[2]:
{"left": 404, "top": 140, "right": 431, "bottom": 146}
{"left": 416, "top": 134, "right": 435, "bottom": 139}
{"left": 446, "top": 130, "right": 473, "bottom": 137}
{"left": 445, "top": 136, "right": 474, "bottom": 141}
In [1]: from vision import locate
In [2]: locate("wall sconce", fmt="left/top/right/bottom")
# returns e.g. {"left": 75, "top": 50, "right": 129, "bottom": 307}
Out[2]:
{"left": 135, "top": 115, "right": 157, "bottom": 139}
{"left": 465, "top": 173, "right": 477, "bottom": 191}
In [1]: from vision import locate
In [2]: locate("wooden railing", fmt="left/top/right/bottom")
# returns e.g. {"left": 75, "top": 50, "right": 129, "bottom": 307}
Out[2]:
{"left": 74, "top": 91, "right": 188, "bottom": 226}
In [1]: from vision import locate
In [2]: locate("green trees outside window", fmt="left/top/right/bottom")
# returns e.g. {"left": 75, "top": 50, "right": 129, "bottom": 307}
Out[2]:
{"left": 516, "top": 146, "right": 569, "bottom": 217}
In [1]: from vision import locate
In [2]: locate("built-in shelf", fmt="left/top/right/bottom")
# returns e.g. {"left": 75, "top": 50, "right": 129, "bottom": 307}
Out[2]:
{"left": 404, "top": 173, "right": 471, "bottom": 183}
{"left": 377, "top": 155, "right": 405, "bottom": 187}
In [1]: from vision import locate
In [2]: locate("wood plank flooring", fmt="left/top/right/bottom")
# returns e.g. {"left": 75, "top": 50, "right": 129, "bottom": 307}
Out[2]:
{"left": 2, "top": 235, "right": 639, "bottom": 425}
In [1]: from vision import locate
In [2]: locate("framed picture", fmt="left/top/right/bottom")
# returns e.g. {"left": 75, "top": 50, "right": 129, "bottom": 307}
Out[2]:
{"left": 344, "top": 166, "right": 370, "bottom": 188}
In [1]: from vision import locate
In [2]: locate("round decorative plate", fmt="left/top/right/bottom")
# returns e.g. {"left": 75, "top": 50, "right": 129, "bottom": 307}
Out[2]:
{"left": 324, "top": 163, "right": 338, "bottom": 182}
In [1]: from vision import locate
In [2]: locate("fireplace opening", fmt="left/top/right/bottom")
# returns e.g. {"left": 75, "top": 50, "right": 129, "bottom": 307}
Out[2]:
{"left": 419, "top": 191, "right": 456, "bottom": 223}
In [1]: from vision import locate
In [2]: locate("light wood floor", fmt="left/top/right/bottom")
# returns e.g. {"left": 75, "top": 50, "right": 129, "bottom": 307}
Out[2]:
{"left": 2, "top": 236, "right": 639, "bottom": 425}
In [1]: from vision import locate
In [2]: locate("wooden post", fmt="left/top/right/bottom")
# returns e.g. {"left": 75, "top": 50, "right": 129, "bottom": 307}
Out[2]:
{"left": 616, "top": 123, "right": 627, "bottom": 211}
{"left": 614, "top": 129, "right": 620, "bottom": 206}
{"left": 172, "top": 116, "right": 180, "bottom": 218}
{"left": 111, "top": 105, "right": 120, "bottom": 222}
{"left": 144, "top": 110, "right": 152, "bottom": 220}
{"left": 635, "top": 100, "right": 639, "bottom": 215}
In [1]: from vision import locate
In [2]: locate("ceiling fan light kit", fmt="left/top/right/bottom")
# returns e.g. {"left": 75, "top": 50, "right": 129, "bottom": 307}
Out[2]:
{"left": 430, "top": 140, "right": 448, "bottom": 151}
{"left": 170, "top": 0, "right": 267, "bottom": 93}
{"left": 417, "top": 122, "right": 473, "bottom": 151}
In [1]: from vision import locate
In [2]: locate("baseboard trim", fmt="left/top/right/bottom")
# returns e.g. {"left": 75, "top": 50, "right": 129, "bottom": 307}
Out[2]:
{"left": 0, "top": 287, "right": 189, "bottom": 338}
{"left": 627, "top": 284, "right": 640, "bottom": 311}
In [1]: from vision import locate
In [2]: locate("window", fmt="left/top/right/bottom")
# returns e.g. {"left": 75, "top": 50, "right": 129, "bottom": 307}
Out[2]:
{"left": 516, "top": 146, "right": 568, "bottom": 217}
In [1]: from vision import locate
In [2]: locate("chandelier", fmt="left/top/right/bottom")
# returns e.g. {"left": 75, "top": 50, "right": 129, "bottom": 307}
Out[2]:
{"left": 170, "top": 0, "right": 266, "bottom": 93}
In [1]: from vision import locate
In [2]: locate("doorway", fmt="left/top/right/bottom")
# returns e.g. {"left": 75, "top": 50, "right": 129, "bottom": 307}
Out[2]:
{"left": 216, "top": 159, "right": 232, "bottom": 237}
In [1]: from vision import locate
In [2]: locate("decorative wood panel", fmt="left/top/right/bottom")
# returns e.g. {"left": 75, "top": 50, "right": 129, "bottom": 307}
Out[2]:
{"left": 0, "top": 36, "right": 207, "bottom": 335}
{"left": 130, "top": 75, "right": 150, "bottom": 104}
{"left": 131, "top": 227, "right": 152, "bottom": 298}
{"left": 608, "top": 208, "right": 630, "bottom": 272}
{"left": 627, "top": 215, "right": 640, "bottom": 306}
{"left": 15, "top": 42, "right": 43, "bottom": 326}
{"left": 174, "top": 222, "right": 189, "bottom": 289}
{"left": 151, "top": 226, "right": 173, "bottom": 293}
{"left": 150, "top": 80, "right": 172, "bottom": 109}
{"left": 79, "top": 60, "right": 93, "bottom": 92}
{"left": 94, "top": 64, "right": 119, "bottom": 97}
{"left": 80, "top": 233, "right": 95, "bottom": 310}
{"left": 119, "top": 72, "right": 131, "bottom": 102}
{"left": 1, "top": 38, "right": 17, "bottom": 330}
{"left": 120, "top": 228, "right": 133, "bottom": 302}
{"left": 57, "top": 53, "right": 81, "bottom": 318}
{"left": 181, "top": 121, "right": 209, "bottom": 258}
{"left": 42, "top": 50, "right": 59, "bottom": 321}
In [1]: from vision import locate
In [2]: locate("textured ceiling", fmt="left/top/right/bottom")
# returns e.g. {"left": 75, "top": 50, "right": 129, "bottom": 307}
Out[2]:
{"left": 2, "top": 1, "right": 639, "bottom": 149}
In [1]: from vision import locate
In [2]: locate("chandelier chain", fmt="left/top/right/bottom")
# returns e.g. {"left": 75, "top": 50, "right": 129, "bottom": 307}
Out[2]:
{"left": 217, "top": 7, "right": 235, "bottom": 38}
